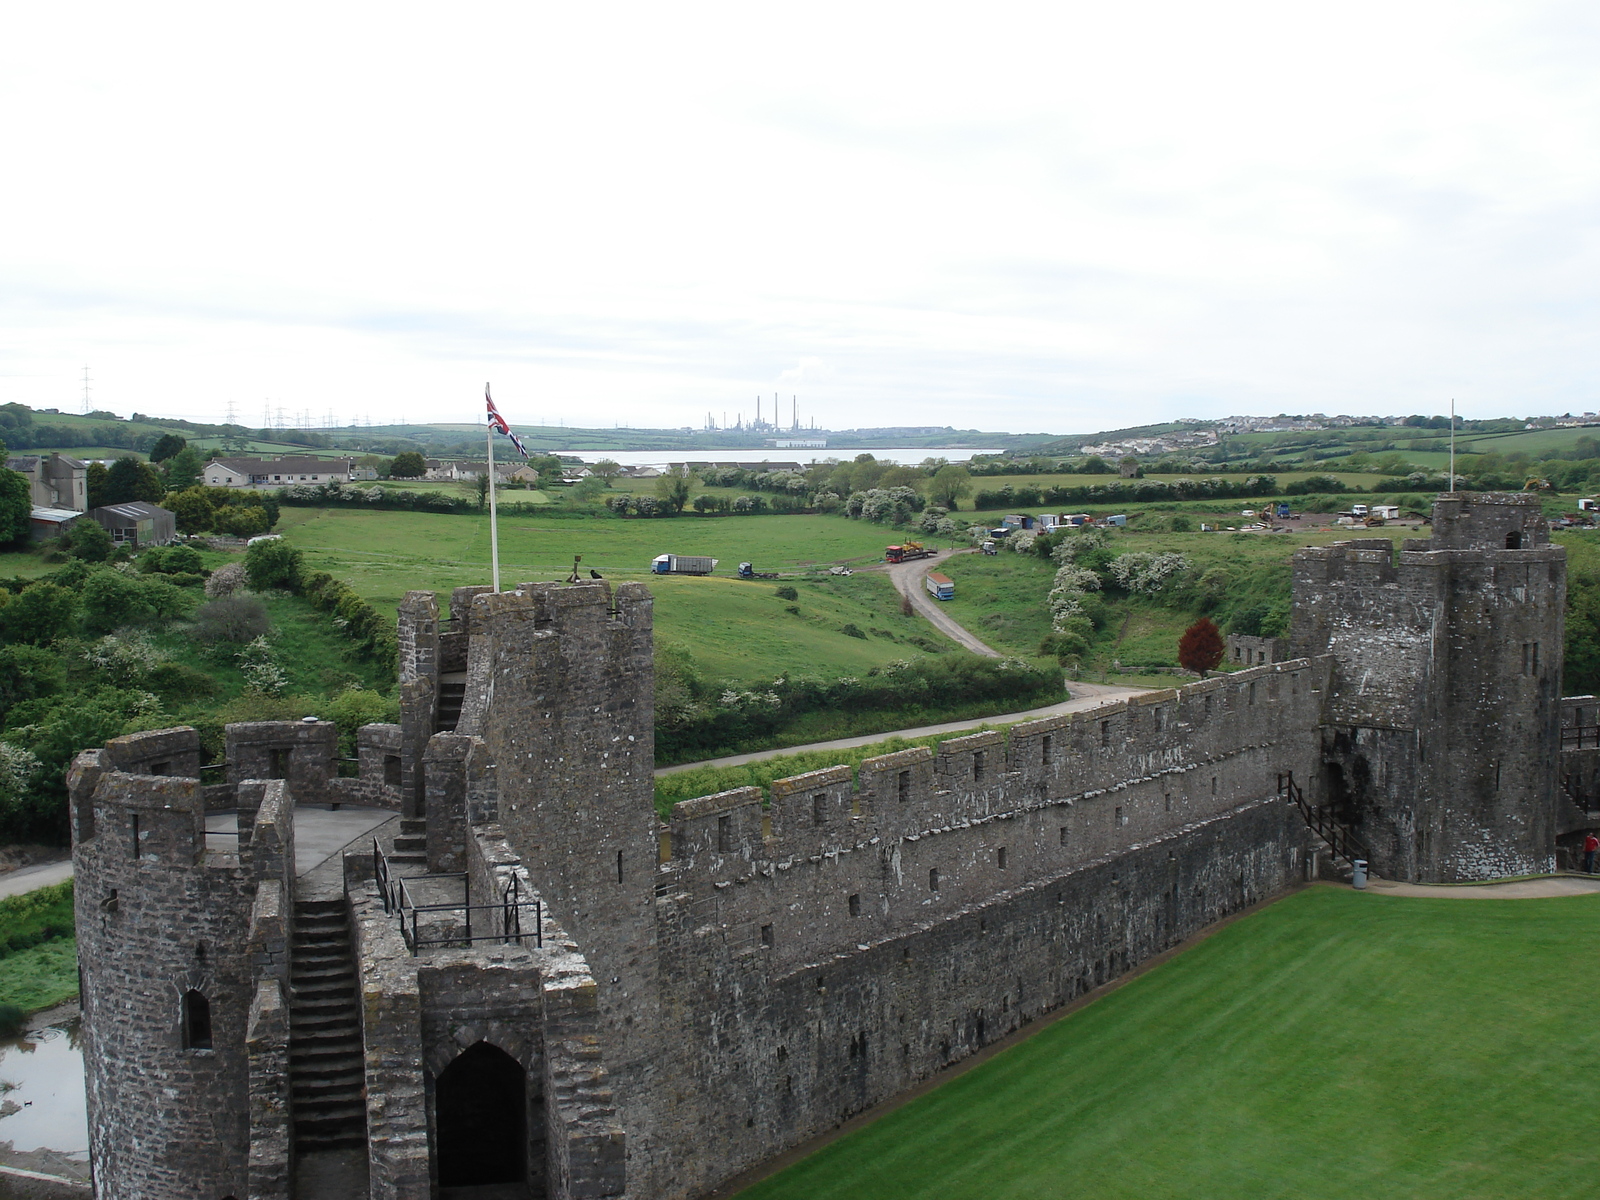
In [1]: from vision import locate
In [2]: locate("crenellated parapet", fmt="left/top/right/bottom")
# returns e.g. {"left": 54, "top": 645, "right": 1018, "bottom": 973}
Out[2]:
{"left": 661, "top": 656, "right": 1331, "bottom": 978}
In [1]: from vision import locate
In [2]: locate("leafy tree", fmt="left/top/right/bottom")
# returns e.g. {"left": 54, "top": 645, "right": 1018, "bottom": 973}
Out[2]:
{"left": 0, "top": 583, "right": 78, "bottom": 645}
{"left": 0, "top": 458, "right": 28, "bottom": 545}
{"left": 86, "top": 461, "right": 109, "bottom": 510}
{"left": 81, "top": 570, "right": 153, "bottom": 633}
{"left": 148, "top": 433, "right": 187, "bottom": 463}
{"left": 214, "top": 505, "right": 269, "bottom": 537}
{"left": 67, "top": 519, "right": 113, "bottom": 563}
{"left": 244, "top": 537, "right": 303, "bottom": 592}
{"left": 590, "top": 459, "right": 622, "bottom": 485}
{"left": 1178, "top": 617, "right": 1225, "bottom": 677}
{"left": 164, "top": 487, "right": 215, "bottom": 534}
{"left": 655, "top": 465, "right": 695, "bottom": 514}
{"left": 390, "top": 451, "right": 426, "bottom": 478}
{"left": 0, "top": 644, "right": 65, "bottom": 722}
{"left": 162, "top": 446, "right": 203, "bottom": 491}
{"left": 132, "top": 461, "right": 166, "bottom": 503}
{"left": 103, "top": 456, "right": 144, "bottom": 504}
{"left": 1079, "top": 456, "right": 1113, "bottom": 474}
{"left": 474, "top": 473, "right": 490, "bottom": 510}
{"left": 927, "top": 464, "right": 973, "bottom": 510}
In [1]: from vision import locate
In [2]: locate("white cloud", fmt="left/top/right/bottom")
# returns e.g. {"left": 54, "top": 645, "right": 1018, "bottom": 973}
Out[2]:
{"left": 2, "top": 0, "right": 1598, "bottom": 430}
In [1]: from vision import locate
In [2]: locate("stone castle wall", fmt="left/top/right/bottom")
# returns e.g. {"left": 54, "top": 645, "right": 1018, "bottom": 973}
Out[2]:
{"left": 68, "top": 729, "right": 297, "bottom": 1200}
{"left": 647, "top": 658, "right": 1327, "bottom": 1197}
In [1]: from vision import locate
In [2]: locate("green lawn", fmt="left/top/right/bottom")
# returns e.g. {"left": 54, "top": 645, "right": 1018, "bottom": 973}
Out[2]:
{"left": 272, "top": 508, "right": 947, "bottom": 681}
{"left": 742, "top": 887, "right": 1600, "bottom": 1200}
{"left": 0, "top": 940, "right": 77, "bottom": 1013}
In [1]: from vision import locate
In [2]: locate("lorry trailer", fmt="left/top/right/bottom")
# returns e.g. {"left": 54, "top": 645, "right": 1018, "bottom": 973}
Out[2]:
{"left": 651, "top": 554, "right": 718, "bottom": 575}
{"left": 925, "top": 572, "right": 955, "bottom": 601}
{"left": 885, "top": 542, "right": 937, "bottom": 563}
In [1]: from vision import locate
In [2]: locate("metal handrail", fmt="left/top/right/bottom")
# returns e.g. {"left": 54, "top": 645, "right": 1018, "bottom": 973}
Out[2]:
{"left": 371, "top": 839, "right": 541, "bottom": 956}
{"left": 1279, "top": 771, "right": 1371, "bottom": 864}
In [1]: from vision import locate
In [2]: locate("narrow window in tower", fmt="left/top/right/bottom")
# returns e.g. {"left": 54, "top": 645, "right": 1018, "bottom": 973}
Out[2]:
{"left": 1164, "top": 793, "right": 1172, "bottom": 813}
{"left": 1155, "top": 707, "right": 1166, "bottom": 731}
{"left": 1041, "top": 735, "right": 1053, "bottom": 766}
{"left": 181, "top": 990, "right": 213, "bottom": 1050}
{"left": 383, "top": 755, "right": 402, "bottom": 787}
{"left": 973, "top": 750, "right": 986, "bottom": 782}
{"left": 760, "top": 924, "right": 774, "bottom": 947}
{"left": 1115, "top": 805, "right": 1125, "bottom": 827}
{"left": 813, "top": 794, "right": 827, "bottom": 825}
{"left": 1532, "top": 642, "right": 1540, "bottom": 674}
{"left": 997, "top": 847, "right": 1008, "bottom": 869}
{"left": 1060, "top": 825, "right": 1069, "bottom": 846}
{"left": 1212, "top": 776, "right": 1218, "bottom": 795}
{"left": 848, "top": 893, "right": 861, "bottom": 917}
{"left": 130, "top": 813, "right": 140, "bottom": 860}
{"left": 268, "top": 748, "right": 290, "bottom": 780}
{"left": 616, "top": 850, "right": 624, "bottom": 883}
{"left": 1204, "top": 694, "right": 1214, "bottom": 716}
{"left": 1100, "top": 721, "right": 1111, "bottom": 747}
{"left": 1248, "top": 682, "right": 1257, "bottom": 706}
{"left": 929, "top": 867, "right": 941, "bottom": 891}
{"left": 1506, "top": 530, "right": 1522, "bottom": 549}
{"left": 1522, "top": 643, "right": 1533, "bottom": 675}
{"left": 897, "top": 770, "right": 911, "bottom": 801}
{"left": 149, "top": 761, "right": 169, "bottom": 776}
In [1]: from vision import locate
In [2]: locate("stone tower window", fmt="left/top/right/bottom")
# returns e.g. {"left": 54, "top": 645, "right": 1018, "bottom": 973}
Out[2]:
{"left": 973, "top": 750, "right": 986, "bottom": 781}
{"left": 1100, "top": 721, "right": 1110, "bottom": 747}
{"left": 929, "top": 867, "right": 941, "bottom": 891}
{"left": 848, "top": 893, "right": 861, "bottom": 917}
{"left": 383, "top": 755, "right": 402, "bottom": 787}
{"left": 813, "top": 794, "right": 827, "bottom": 825}
{"left": 897, "top": 770, "right": 910, "bottom": 801}
{"left": 182, "top": 990, "right": 213, "bottom": 1050}
{"left": 1041, "top": 735, "right": 1053, "bottom": 766}
{"left": 616, "top": 850, "right": 624, "bottom": 883}
{"left": 1506, "top": 530, "right": 1522, "bottom": 549}
{"left": 268, "top": 748, "right": 290, "bottom": 780}
{"left": 997, "top": 847, "right": 1008, "bottom": 869}
{"left": 718, "top": 815, "right": 733, "bottom": 852}
{"left": 130, "top": 813, "right": 140, "bottom": 860}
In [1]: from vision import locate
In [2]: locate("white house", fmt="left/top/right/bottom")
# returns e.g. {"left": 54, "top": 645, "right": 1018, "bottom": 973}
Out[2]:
{"left": 202, "top": 457, "right": 357, "bottom": 489}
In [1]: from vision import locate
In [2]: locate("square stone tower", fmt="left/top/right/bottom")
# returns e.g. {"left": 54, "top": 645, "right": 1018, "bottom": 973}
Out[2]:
{"left": 1292, "top": 493, "right": 1564, "bottom": 881}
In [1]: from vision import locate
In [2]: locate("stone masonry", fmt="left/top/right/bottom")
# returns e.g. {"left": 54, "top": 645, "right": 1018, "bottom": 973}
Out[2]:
{"left": 70, "top": 492, "right": 1594, "bottom": 1199}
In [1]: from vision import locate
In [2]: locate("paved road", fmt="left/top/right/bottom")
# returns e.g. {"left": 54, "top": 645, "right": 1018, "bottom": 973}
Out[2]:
{"left": 0, "top": 859, "right": 72, "bottom": 900}
{"left": 882, "top": 548, "right": 1002, "bottom": 656}
{"left": 656, "top": 682, "right": 1151, "bottom": 776}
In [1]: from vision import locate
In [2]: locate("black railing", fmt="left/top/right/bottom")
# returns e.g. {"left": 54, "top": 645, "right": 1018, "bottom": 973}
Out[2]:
{"left": 1562, "top": 725, "right": 1600, "bottom": 750}
{"left": 1279, "top": 771, "right": 1370, "bottom": 865}
{"left": 372, "top": 839, "right": 541, "bottom": 956}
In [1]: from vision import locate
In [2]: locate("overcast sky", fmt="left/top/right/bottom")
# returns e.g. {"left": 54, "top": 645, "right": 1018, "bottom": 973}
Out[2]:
{"left": 3, "top": 1, "right": 1597, "bottom": 435}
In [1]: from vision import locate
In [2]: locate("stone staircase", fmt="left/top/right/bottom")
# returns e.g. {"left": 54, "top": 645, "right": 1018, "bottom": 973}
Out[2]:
{"left": 289, "top": 898, "right": 368, "bottom": 1154}
{"left": 436, "top": 674, "right": 467, "bottom": 733}
{"left": 390, "top": 818, "right": 428, "bottom": 866}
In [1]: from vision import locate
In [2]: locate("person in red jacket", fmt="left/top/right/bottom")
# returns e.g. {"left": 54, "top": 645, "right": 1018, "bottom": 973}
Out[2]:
{"left": 1583, "top": 833, "right": 1598, "bottom": 875}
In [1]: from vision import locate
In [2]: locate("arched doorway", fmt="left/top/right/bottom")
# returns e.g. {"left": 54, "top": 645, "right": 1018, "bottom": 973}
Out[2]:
{"left": 436, "top": 1042, "right": 526, "bottom": 1188}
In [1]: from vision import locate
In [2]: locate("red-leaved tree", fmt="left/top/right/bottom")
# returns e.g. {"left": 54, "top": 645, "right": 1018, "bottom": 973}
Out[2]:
{"left": 1178, "top": 617, "right": 1225, "bottom": 677}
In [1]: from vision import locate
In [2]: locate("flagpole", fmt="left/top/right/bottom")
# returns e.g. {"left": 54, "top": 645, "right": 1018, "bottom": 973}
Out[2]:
{"left": 487, "top": 384, "right": 501, "bottom": 593}
{"left": 1449, "top": 398, "right": 1456, "bottom": 492}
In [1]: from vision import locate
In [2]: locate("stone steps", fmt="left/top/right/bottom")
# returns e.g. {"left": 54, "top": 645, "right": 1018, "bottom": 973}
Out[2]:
{"left": 435, "top": 681, "right": 467, "bottom": 732}
{"left": 290, "top": 898, "right": 367, "bottom": 1157}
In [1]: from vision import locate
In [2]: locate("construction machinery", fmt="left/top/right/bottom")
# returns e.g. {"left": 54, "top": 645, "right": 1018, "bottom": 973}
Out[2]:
{"left": 885, "top": 541, "right": 936, "bottom": 563}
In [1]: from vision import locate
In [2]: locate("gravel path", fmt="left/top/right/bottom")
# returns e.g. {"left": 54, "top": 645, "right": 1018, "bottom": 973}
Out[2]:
{"left": 883, "top": 548, "right": 1002, "bottom": 657}
{"left": 1360, "top": 874, "right": 1600, "bottom": 899}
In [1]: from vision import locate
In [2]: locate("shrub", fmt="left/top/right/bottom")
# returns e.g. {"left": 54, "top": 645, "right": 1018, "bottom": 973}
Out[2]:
{"left": 841, "top": 623, "right": 867, "bottom": 639}
{"left": 67, "top": 519, "right": 113, "bottom": 562}
{"left": 324, "top": 685, "right": 399, "bottom": 756}
{"left": 236, "top": 636, "right": 289, "bottom": 695}
{"left": 205, "top": 562, "right": 248, "bottom": 598}
{"left": 775, "top": 586, "right": 798, "bottom": 601}
{"left": 0, "top": 584, "right": 78, "bottom": 646}
{"left": 81, "top": 570, "right": 154, "bottom": 634}
{"left": 244, "top": 538, "right": 303, "bottom": 592}
{"left": 145, "top": 661, "right": 220, "bottom": 703}
{"left": 161, "top": 545, "right": 205, "bottom": 575}
{"left": 192, "top": 595, "right": 272, "bottom": 644}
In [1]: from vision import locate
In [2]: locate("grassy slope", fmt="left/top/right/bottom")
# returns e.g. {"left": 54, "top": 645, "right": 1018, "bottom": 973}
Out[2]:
{"left": 273, "top": 508, "right": 940, "bottom": 682}
{"left": 0, "top": 883, "right": 77, "bottom": 1014}
{"left": 742, "top": 888, "right": 1600, "bottom": 1200}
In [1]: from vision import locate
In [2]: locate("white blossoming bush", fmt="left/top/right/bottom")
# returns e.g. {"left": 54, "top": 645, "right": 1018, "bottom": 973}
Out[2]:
{"left": 1010, "top": 533, "right": 1037, "bottom": 555}
{"left": 82, "top": 635, "right": 166, "bottom": 688}
{"left": 1107, "top": 552, "right": 1191, "bottom": 595}
{"left": 0, "top": 744, "right": 42, "bottom": 818}
{"left": 237, "top": 636, "right": 290, "bottom": 695}
{"left": 1047, "top": 565, "right": 1103, "bottom": 631}
{"left": 205, "top": 562, "right": 249, "bottom": 599}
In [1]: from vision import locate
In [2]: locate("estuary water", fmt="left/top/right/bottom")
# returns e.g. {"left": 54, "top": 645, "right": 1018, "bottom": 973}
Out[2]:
{"left": 572, "top": 448, "right": 1001, "bottom": 468}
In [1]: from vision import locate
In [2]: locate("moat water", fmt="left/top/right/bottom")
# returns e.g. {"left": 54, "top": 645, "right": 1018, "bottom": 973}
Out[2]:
{"left": 0, "top": 1018, "right": 87, "bottom": 1155}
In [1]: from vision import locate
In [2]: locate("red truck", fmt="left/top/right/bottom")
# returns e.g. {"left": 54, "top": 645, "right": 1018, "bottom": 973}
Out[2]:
{"left": 885, "top": 541, "right": 937, "bottom": 564}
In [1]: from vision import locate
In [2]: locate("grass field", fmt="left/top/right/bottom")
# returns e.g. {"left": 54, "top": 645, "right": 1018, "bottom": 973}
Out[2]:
{"left": 0, "top": 883, "right": 78, "bottom": 1015}
{"left": 273, "top": 508, "right": 948, "bottom": 680}
{"left": 741, "top": 887, "right": 1600, "bottom": 1200}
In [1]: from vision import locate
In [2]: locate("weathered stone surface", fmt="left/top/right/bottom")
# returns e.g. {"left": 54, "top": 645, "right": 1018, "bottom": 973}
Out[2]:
{"left": 71, "top": 493, "right": 1579, "bottom": 1200}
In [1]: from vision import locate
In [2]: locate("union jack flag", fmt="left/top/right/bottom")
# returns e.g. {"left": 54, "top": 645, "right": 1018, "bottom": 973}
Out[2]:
{"left": 485, "top": 384, "right": 530, "bottom": 458}
{"left": 486, "top": 384, "right": 510, "bottom": 435}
